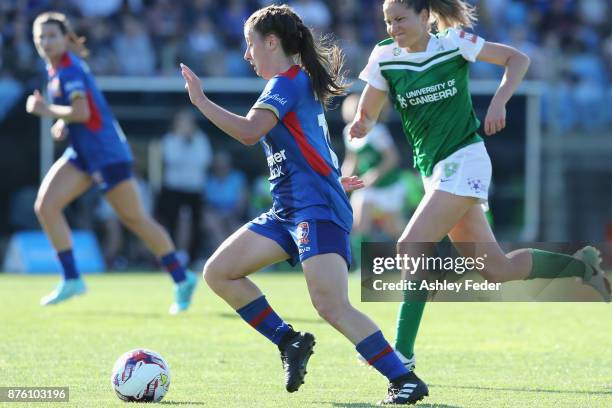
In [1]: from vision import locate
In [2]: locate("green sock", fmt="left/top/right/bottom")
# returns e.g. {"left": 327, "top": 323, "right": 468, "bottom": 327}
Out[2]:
{"left": 394, "top": 289, "right": 427, "bottom": 360}
{"left": 528, "top": 249, "right": 587, "bottom": 280}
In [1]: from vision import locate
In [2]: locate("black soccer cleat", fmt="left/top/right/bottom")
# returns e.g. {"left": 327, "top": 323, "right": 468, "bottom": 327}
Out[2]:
{"left": 380, "top": 371, "right": 429, "bottom": 405}
{"left": 278, "top": 331, "right": 315, "bottom": 392}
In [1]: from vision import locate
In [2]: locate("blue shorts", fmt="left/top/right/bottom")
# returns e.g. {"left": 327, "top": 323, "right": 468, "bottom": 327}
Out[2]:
{"left": 247, "top": 211, "right": 351, "bottom": 268}
{"left": 64, "top": 149, "right": 132, "bottom": 194}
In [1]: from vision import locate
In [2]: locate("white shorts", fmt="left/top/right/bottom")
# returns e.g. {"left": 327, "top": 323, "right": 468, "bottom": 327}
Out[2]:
{"left": 422, "top": 142, "right": 491, "bottom": 208}
{"left": 351, "top": 180, "right": 406, "bottom": 213}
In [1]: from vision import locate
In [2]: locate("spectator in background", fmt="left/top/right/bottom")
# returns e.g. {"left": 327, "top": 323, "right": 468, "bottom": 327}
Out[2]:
{"left": 0, "top": 33, "right": 24, "bottom": 120}
{"left": 180, "top": 16, "right": 221, "bottom": 76}
{"left": 113, "top": 15, "right": 156, "bottom": 75}
{"left": 69, "top": 0, "right": 124, "bottom": 18}
{"left": 203, "top": 151, "right": 248, "bottom": 252}
{"left": 289, "top": 0, "right": 331, "bottom": 33}
{"left": 86, "top": 19, "right": 119, "bottom": 75}
{"left": 157, "top": 108, "right": 212, "bottom": 265}
{"left": 146, "top": 0, "right": 183, "bottom": 75}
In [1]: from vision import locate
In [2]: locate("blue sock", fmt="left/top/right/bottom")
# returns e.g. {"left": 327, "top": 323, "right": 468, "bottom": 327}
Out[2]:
{"left": 57, "top": 249, "right": 80, "bottom": 280}
{"left": 236, "top": 296, "right": 290, "bottom": 345}
{"left": 356, "top": 331, "right": 409, "bottom": 382}
{"left": 160, "top": 252, "right": 187, "bottom": 283}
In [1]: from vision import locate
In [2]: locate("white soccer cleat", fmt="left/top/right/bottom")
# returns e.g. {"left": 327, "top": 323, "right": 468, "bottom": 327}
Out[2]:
{"left": 573, "top": 246, "right": 611, "bottom": 302}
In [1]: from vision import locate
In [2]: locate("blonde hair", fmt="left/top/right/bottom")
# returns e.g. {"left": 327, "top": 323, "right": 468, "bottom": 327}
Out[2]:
{"left": 384, "top": 0, "right": 477, "bottom": 31}
{"left": 33, "top": 12, "right": 90, "bottom": 58}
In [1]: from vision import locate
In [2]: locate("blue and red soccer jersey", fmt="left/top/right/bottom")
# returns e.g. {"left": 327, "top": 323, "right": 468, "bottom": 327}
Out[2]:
{"left": 47, "top": 51, "right": 132, "bottom": 173}
{"left": 252, "top": 65, "right": 352, "bottom": 232}
{"left": 248, "top": 66, "right": 352, "bottom": 266}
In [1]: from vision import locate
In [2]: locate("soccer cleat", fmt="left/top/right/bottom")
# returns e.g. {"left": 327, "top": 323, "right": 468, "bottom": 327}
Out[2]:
{"left": 573, "top": 246, "right": 611, "bottom": 302}
{"left": 279, "top": 331, "right": 315, "bottom": 392}
{"left": 169, "top": 270, "right": 198, "bottom": 315}
{"left": 40, "top": 278, "right": 87, "bottom": 305}
{"left": 380, "top": 371, "right": 429, "bottom": 405}
{"left": 358, "top": 349, "right": 416, "bottom": 372}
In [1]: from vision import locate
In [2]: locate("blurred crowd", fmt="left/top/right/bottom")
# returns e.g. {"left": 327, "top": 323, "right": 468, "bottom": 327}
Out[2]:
{"left": 1, "top": 0, "right": 612, "bottom": 132}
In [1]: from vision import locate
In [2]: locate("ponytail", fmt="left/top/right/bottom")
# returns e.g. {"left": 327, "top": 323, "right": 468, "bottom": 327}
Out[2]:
{"left": 246, "top": 5, "right": 348, "bottom": 109}
{"left": 429, "top": 0, "right": 477, "bottom": 31}
{"left": 295, "top": 21, "right": 347, "bottom": 108}
{"left": 33, "top": 12, "right": 90, "bottom": 58}
{"left": 384, "top": 0, "right": 477, "bottom": 31}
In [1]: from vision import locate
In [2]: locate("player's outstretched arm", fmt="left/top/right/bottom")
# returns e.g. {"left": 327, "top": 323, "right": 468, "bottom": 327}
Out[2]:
{"left": 26, "top": 90, "right": 90, "bottom": 123}
{"left": 348, "top": 84, "right": 387, "bottom": 140}
{"left": 477, "top": 42, "right": 530, "bottom": 136}
{"left": 181, "top": 63, "right": 277, "bottom": 145}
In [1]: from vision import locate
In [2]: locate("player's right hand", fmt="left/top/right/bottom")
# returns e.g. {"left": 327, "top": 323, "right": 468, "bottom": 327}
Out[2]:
{"left": 348, "top": 110, "right": 373, "bottom": 140}
{"left": 51, "top": 119, "right": 68, "bottom": 141}
{"left": 180, "top": 63, "right": 206, "bottom": 106}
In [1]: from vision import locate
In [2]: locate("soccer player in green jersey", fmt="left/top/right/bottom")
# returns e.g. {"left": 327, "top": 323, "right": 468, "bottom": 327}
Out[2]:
{"left": 341, "top": 94, "right": 405, "bottom": 249}
{"left": 349, "top": 0, "right": 611, "bottom": 404}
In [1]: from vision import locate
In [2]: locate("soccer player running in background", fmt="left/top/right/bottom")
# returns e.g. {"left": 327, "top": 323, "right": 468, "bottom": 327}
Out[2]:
{"left": 26, "top": 12, "right": 197, "bottom": 314}
{"left": 350, "top": 0, "right": 611, "bottom": 404}
{"left": 181, "top": 4, "right": 423, "bottom": 403}
{"left": 341, "top": 93, "right": 405, "bottom": 259}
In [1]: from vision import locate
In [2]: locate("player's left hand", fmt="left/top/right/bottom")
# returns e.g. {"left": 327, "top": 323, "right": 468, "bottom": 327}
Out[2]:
{"left": 26, "top": 90, "right": 48, "bottom": 116}
{"left": 180, "top": 63, "right": 206, "bottom": 106}
{"left": 484, "top": 100, "right": 506, "bottom": 136}
{"left": 341, "top": 175, "right": 365, "bottom": 193}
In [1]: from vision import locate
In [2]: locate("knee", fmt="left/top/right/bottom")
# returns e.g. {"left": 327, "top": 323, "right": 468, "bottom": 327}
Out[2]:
{"left": 34, "top": 195, "right": 56, "bottom": 219}
{"left": 117, "top": 209, "right": 147, "bottom": 229}
{"left": 202, "top": 256, "right": 229, "bottom": 292}
{"left": 311, "top": 294, "right": 349, "bottom": 326}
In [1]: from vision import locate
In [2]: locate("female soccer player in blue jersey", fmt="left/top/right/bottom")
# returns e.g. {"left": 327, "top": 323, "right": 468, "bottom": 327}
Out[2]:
{"left": 181, "top": 4, "right": 419, "bottom": 403}
{"left": 26, "top": 12, "right": 197, "bottom": 314}
{"left": 350, "top": 0, "right": 611, "bottom": 404}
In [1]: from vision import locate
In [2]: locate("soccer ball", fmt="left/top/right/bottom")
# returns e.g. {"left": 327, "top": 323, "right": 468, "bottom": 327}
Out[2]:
{"left": 111, "top": 349, "right": 171, "bottom": 402}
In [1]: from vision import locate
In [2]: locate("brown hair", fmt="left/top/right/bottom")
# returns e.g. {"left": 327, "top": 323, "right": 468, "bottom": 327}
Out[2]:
{"left": 245, "top": 5, "right": 347, "bottom": 108}
{"left": 33, "top": 12, "right": 90, "bottom": 58}
{"left": 384, "top": 0, "right": 477, "bottom": 31}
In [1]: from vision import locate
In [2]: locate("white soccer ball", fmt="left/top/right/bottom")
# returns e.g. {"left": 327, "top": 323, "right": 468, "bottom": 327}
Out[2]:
{"left": 111, "top": 349, "right": 171, "bottom": 402}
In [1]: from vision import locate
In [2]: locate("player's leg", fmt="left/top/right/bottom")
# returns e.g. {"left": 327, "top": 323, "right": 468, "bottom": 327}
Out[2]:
{"left": 34, "top": 158, "right": 92, "bottom": 305}
{"left": 449, "top": 205, "right": 611, "bottom": 300}
{"left": 393, "top": 190, "right": 476, "bottom": 365}
{"left": 203, "top": 220, "right": 313, "bottom": 392}
{"left": 299, "top": 226, "right": 427, "bottom": 404}
{"left": 104, "top": 172, "right": 196, "bottom": 313}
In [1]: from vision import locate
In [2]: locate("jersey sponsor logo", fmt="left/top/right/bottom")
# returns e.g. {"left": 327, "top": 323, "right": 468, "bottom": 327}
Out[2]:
{"left": 65, "top": 80, "right": 85, "bottom": 93}
{"left": 297, "top": 221, "right": 310, "bottom": 245}
{"left": 459, "top": 30, "right": 478, "bottom": 44}
{"left": 259, "top": 90, "right": 289, "bottom": 106}
{"left": 397, "top": 79, "right": 458, "bottom": 108}
{"left": 267, "top": 149, "right": 287, "bottom": 180}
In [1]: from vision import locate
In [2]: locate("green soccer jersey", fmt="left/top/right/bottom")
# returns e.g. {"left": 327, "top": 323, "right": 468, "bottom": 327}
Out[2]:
{"left": 343, "top": 123, "right": 401, "bottom": 188}
{"left": 359, "top": 28, "right": 485, "bottom": 176}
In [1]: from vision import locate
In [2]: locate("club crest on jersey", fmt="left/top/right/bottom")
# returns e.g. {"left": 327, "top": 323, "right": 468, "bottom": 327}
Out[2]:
{"left": 393, "top": 47, "right": 401, "bottom": 56}
{"left": 297, "top": 222, "right": 310, "bottom": 245}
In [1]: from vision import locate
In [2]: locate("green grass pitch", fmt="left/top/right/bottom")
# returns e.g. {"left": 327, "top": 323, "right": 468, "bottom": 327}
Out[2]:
{"left": 0, "top": 272, "right": 610, "bottom": 407}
